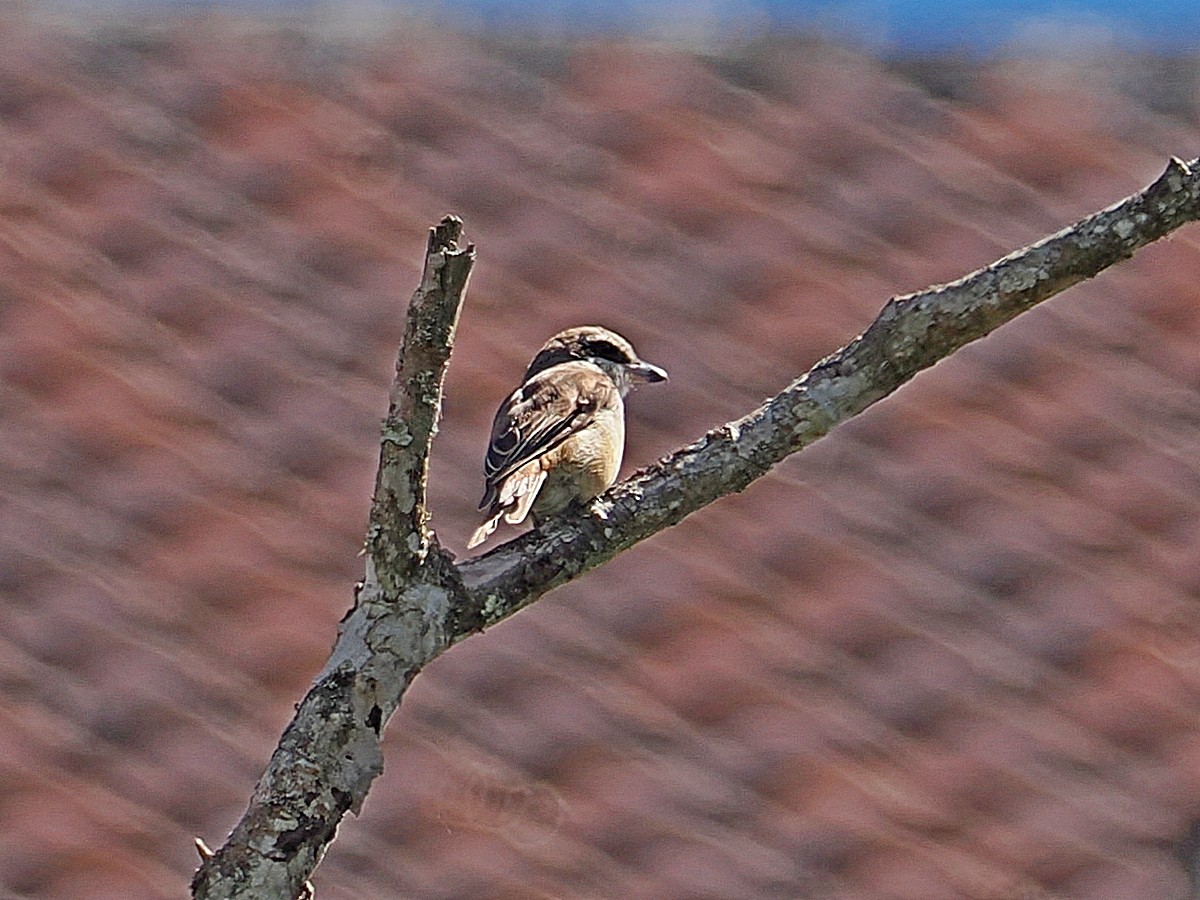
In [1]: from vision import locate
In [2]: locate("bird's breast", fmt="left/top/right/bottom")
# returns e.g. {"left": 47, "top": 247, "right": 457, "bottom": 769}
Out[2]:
{"left": 532, "top": 405, "right": 625, "bottom": 521}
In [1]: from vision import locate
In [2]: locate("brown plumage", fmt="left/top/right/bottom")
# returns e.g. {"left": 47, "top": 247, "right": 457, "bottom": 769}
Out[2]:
{"left": 467, "top": 326, "right": 667, "bottom": 549}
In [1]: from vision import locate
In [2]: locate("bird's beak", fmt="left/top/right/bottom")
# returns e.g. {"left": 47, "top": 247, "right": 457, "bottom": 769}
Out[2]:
{"left": 628, "top": 361, "right": 668, "bottom": 383}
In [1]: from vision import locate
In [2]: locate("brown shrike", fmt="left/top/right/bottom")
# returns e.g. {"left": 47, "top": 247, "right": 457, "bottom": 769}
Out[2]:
{"left": 467, "top": 326, "right": 667, "bottom": 549}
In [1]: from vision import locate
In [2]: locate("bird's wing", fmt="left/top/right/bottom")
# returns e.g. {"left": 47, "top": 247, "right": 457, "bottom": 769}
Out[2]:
{"left": 478, "top": 362, "right": 617, "bottom": 510}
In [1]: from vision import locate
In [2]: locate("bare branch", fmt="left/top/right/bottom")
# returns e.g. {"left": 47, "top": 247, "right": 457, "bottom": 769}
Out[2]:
{"left": 453, "top": 157, "right": 1200, "bottom": 635}
{"left": 371, "top": 216, "right": 474, "bottom": 585}
{"left": 194, "top": 158, "right": 1200, "bottom": 898}
{"left": 192, "top": 218, "right": 474, "bottom": 900}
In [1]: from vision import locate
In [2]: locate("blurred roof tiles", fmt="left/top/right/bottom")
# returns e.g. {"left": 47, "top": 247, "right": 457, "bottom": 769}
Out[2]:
{"left": 2, "top": 8, "right": 1200, "bottom": 899}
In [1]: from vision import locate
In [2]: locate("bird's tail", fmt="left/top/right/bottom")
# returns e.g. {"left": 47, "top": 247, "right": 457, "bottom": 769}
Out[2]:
{"left": 467, "top": 513, "right": 502, "bottom": 549}
{"left": 503, "top": 469, "right": 546, "bottom": 525}
{"left": 468, "top": 467, "right": 547, "bottom": 550}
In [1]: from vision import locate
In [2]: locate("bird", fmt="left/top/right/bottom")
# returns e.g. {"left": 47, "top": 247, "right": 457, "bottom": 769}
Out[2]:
{"left": 467, "top": 326, "right": 667, "bottom": 549}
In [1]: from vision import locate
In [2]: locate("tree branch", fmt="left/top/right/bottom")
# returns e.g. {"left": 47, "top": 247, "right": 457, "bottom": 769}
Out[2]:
{"left": 372, "top": 216, "right": 474, "bottom": 584}
{"left": 192, "top": 218, "right": 473, "bottom": 900}
{"left": 193, "top": 158, "right": 1200, "bottom": 898}
{"left": 453, "top": 156, "right": 1200, "bottom": 635}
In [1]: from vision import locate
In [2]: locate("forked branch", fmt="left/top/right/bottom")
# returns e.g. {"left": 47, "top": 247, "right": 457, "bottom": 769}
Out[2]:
{"left": 194, "top": 159, "right": 1200, "bottom": 899}
{"left": 192, "top": 217, "right": 474, "bottom": 899}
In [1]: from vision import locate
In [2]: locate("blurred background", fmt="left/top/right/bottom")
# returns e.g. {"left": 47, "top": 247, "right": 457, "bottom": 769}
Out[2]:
{"left": 3, "top": 1, "right": 1200, "bottom": 898}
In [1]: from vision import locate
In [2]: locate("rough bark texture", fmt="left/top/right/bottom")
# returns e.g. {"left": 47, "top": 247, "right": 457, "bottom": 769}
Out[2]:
{"left": 193, "top": 158, "right": 1200, "bottom": 899}
{"left": 454, "top": 157, "right": 1200, "bottom": 633}
{"left": 191, "top": 218, "right": 474, "bottom": 900}
{"left": 371, "top": 217, "right": 474, "bottom": 585}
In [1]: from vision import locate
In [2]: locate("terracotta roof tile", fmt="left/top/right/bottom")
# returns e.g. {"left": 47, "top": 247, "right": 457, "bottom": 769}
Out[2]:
{"left": 3, "top": 13, "right": 1200, "bottom": 898}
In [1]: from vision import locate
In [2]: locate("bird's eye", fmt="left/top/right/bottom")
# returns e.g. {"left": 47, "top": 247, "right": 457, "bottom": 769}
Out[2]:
{"left": 587, "top": 340, "right": 628, "bottom": 364}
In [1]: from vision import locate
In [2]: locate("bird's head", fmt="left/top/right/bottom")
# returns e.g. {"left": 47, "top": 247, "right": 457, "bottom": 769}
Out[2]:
{"left": 524, "top": 325, "right": 668, "bottom": 393}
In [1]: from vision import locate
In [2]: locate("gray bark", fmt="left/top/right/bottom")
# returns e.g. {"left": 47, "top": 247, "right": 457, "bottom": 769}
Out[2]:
{"left": 193, "top": 158, "right": 1200, "bottom": 899}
